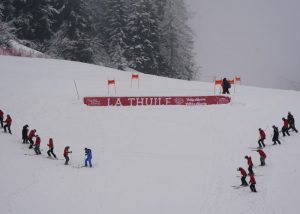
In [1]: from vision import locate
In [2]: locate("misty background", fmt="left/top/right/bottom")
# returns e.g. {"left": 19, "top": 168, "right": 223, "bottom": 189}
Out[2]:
{"left": 186, "top": 0, "right": 300, "bottom": 90}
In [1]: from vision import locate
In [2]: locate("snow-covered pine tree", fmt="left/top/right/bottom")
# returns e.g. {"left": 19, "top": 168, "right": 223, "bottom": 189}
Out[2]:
{"left": 0, "top": 1, "right": 15, "bottom": 46}
{"left": 86, "top": 0, "right": 111, "bottom": 66}
{"left": 102, "top": 0, "right": 129, "bottom": 70}
{"left": 12, "top": 0, "right": 56, "bottom": 46}
{"left": 126, "top": 0, "right": 161, "bottom": 75}
{"left": 48, "top": 0, "right": 96, "bottom": 63}
{"left": 1, "top": 0, "right": 15, "bottom": 21}
{"left": 159, "top": 0, "right": 196, "bottom": 80}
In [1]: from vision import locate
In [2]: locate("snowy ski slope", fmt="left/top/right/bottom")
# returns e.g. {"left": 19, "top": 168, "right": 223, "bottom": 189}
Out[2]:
{"left": 0, "top": 56, "right": 300, "bottom": 214}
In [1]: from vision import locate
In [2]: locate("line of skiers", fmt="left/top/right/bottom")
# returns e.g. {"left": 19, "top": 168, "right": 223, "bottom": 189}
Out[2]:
{"left": 237, "top": 112, "right": 297, "bottom": 193}
{"left": 1, "top": 108, "right": 93, "bottom": 168}
{"left": 22, "top": 124, "right": 93, "bottom": 167}
{"left": 257, "top": 112, "right": 298, "bottom": 148}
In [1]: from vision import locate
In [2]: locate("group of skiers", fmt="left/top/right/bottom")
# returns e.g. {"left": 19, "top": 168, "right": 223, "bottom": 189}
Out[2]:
{"left": 237, "top": 111, "right": 298, "bottom": 193}
{"left": 22, "top": 124, "right": 93, "bottom": 167}
{"left": 1, "top": 108, "right": 93, "bottom": 167}
{"left": 257, "top": 112, "right": 298, "bottom": 148}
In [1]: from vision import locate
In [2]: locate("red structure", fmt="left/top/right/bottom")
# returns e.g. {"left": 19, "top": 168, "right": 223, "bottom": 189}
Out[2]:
{"left": 83, "top": 96, "right": 230, "bottom": 107}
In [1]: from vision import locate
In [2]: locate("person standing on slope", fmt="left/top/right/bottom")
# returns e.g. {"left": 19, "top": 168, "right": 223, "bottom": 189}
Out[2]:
{"left": 245, "top": 155, "right": 254, "bottom": 175}
{"left": 0, "top": 109, "right": 4, "bottom": 128}
{"left": 28, "top": 129, "right": 37, "bottom": 149}
{"left": 47, "top": 138, "right": 57, "bottom": 159}
{"left": 287, "top": 112, "right": 298, "bottom": 133}
{"left": 34, "top": 135, "right": 42, "bottom": 155}
{"left": 3, "top": 114, "right": 12, "bottom": 134}
{"left": 256, "top": 149, "right": 266, "bottom": 166}
{"left": 63, "top": 146, "right": 72, "bottom": 165}
{"left": 258, "top": 128, "right": 266, "bottom": 148}
{"left": 84, "top": 148, "right": 92, "bottom": 167}
{"left": 281, "top": 117, "right": 290, "bottom": 137}
{"left": 237, "top": 167, "right": 248, "bottom": 186}
{"left": 272, "top": 125, "right": 281, "bottom": 145}
{"left": 221, "top": 78, "right": 231, "bottom": 94}
{"left": 249, "top": 174, "right": 257, "bottom": 192}
{"left": 22, "top": 124, "right": 29, "bottom": 144}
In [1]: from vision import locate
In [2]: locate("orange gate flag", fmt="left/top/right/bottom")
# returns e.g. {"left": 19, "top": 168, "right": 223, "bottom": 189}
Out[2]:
{"left": 235, "top": 76, "right": 241, "bottom": 84}
{"left": 214, "top": 79, "right": 223, "bottom": 85}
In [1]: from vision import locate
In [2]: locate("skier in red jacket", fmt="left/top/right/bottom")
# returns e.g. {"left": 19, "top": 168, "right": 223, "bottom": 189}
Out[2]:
{"left": 256, "top": 149, "right": 267, "bottom": 166}
{"left": 34, "top": 135, "right": 41, "bottom": 155}
{"left": 282, "top": 117, "right": 290, "bottom": 137}
{"left": 258, "top": 128, "right": 266, "bottom": 148}
{"left": 47, "top": 138, "right": 57, "bottom": 158}
{"left": 63, "top": 146, "right": 72, "bottom": 165}
{"left": 245, "top": 155, "right": 254, "bottom": 175}
{"left": 249, "top": 174, "right": 257, "bottom": 192}
{"left": 237, "top": 167, "right": 248, "bottom": 186}
{"left": 28, "top": 129, "right": 37, "bottom": 149}
{"left": 3, "top": 114, "right": 12, "bottom": 134}
{"left": 0, "top": 109, "right": 4, "bottom": 128}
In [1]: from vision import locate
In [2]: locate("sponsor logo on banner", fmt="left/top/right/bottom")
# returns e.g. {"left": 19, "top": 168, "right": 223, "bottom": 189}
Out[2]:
{"left": 174, "top": 98, "right": 185, "bottom": 105}
{"left": 84, "top": 96, "right": 230, "bottom": 107}
{"left": 88, "top": 98, "right": 101, "bottom": 106}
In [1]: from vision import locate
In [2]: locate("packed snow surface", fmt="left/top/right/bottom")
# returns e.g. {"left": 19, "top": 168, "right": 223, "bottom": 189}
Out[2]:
{"left": 0, "top": 56, "right": 300, "bottom": 214}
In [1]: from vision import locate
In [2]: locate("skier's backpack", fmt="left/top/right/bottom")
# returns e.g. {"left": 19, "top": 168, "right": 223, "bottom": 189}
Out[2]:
{"left": 228, "top": 81, "right": 231, "bottom": 88}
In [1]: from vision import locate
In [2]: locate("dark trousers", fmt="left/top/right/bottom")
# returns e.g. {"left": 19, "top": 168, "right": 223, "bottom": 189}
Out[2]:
{"left": 241, "top": 176, "right": 248, "bottom": 186}
{"left": 260, "top": 157, "right": 266, "bottom": 166}
{"left": 47, "top": 148, "right": 57, "bottom": 158}
{"left": 258, "top": 138, "right": 265, "bottom": 147}
{"left": 64, "top": 155, "right": 69, "bottom": 165}
{"left": 289, "top": 124, "right": 298, "bottom": 133}
{"left": 23, "top": 136, "right": 28, "bottom": 144}
{"left": 34, "top": 145, "right": 41, "bottom": 155}
{"left": 0, "top": 117, "right": 3, "bottom": 128}
{"left": 248, "top": 165, "right": 254, "bottom": 175}
{"left": 272, "top": 136, "right": 281, "bottom": 144}
{"left": 29, "top": 139, "right": 34, "bottom": 149}
{"left": 250, "top": 183, "right": 257, "bottom": 192}
{"left": 222, "top": 88, "right": 230, "bottom": 94}
{"left": 282, "top": 127, "right": 290, "bottom": 136}
{"left": 4, "top": 124, "right": 11, "bottom": 134}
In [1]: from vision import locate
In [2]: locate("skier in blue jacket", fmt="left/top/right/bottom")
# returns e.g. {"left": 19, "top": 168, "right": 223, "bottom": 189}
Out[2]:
{"left": 84, "top": 148, "right": 92, "bottom": 167}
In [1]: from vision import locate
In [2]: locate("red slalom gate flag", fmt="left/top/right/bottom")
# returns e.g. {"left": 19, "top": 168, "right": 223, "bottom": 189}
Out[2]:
{"left": 107, "top": 79, "right": 116, "bottom": 95}
{"left": 107, "top": 80, "right": 115, "bottom": 85}
{"left": 131, "top": 74, "right": 139, "bottom": 79}
{"left": 131, "top": 74, "right": 140, "bottom": 88}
